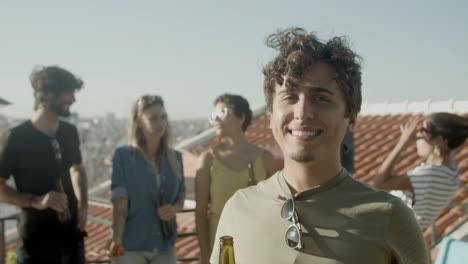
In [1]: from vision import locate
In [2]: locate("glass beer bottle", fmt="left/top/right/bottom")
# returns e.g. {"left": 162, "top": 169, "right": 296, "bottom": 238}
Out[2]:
{"left": 219, "top": 236, "right": 235, "bottom": 264}
{"left": 160, "top": 195, "right": 174, "bottom": 237}
{"left": 55, "top": 178, "right": 71, "bottom": 223}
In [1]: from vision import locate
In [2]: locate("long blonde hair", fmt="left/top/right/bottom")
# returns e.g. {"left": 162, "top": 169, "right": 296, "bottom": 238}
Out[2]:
{"left": 129, "top": 95, "right": 181, "bottom": 178}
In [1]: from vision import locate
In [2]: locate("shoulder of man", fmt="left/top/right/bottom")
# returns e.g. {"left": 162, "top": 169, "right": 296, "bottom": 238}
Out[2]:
{"left": 10, "top": 120, "right": 32, "bottom": 133}
{"left": 336, "top": 174, "right": 420, "bottom": 233}
{"left": 59, "top": 120, "right": 79, "bottom": 133}
{"left": 343, "top": 175, "right": 409, "bottom": 205}
{"left": 0, "top": 122, "right": 34, "bottom": 161}
{"left": 218, "top": 174, "right": 281, "bottom": 236}
{"left": 383, "top": 193, "right": 429, "bottom": 262}
{"left": 230, "top": 171, "right": 281, "bottom": 202}
{"left": 2, "top": 121, "right": 32, "bottom": 142}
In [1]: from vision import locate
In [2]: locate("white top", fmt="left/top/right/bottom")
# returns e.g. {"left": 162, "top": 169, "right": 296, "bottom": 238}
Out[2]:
{"left": 391, "top": 162, "right": 459, "bottom": 229}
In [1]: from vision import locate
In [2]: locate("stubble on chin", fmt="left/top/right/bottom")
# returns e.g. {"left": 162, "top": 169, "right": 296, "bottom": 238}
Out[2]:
{"left": 51, "top": 103, "right": 71, "bottom": 117}
{"left": 289, "top": 151, "right": 316, "bottom": 163}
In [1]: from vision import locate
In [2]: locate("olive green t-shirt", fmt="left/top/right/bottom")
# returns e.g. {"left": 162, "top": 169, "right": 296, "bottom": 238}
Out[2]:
{"left": 210, "top": 170, "right": 429, "bottom": 264}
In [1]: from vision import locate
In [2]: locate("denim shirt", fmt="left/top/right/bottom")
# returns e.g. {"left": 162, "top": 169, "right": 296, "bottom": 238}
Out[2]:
{"left": 111, "top": 146, "right": 185, "bottom": 252}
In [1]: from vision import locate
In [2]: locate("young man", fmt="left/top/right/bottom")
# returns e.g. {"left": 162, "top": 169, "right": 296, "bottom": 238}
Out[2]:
{"left": 210, "top": 28, "right": 429, "bottom": 263}
{"left": 0, "top": 66, "right": 88, "bottom": 264}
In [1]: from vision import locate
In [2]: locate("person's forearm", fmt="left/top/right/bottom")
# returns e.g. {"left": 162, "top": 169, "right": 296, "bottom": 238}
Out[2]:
{"left": 196, "top": 209, "right": 210, "bottom": 261}
{"left": 0, "top": 182, "right": 34, "bottom": 208}
{"left": 112, "top": 198, "right": 128, "bottom": 241}
{"left": 71, "top": 165, "right": 88, "bottom": 208}
{"left": 374, "top": 139, "right": 409, "bottom": 188}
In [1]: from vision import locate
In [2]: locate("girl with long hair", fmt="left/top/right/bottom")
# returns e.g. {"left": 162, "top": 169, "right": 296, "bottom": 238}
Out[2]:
{"left": 109, "top": 95, "right": 185, "bottom": 263}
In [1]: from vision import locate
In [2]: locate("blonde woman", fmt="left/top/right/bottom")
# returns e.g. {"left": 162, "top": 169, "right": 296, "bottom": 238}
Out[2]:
{"left": 109, "top": 95, "right": 185, "bottom": 264}
{"left": 195, "top": 94, "right": 277, "bottom": 264}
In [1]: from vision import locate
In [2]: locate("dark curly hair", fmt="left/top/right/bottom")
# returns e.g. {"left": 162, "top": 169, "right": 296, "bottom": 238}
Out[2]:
{"left": 262, "top": 27, "right": 363, "bottom": 117}
{"left": 427, "top": 112, "right": 468, "bottom": 150}
{"left": 214, "top": 93, "right": 253, "bottom": 131}
{"left": 30, "top": 65, "right": 84, "bottom": 108}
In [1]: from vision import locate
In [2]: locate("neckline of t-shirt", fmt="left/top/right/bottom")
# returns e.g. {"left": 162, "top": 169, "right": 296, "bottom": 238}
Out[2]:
{"left": 277, "top": 169, "right": 349, "bottom": 199}
{"left": 27, "top": 120, "right": 63, "bottom": 139}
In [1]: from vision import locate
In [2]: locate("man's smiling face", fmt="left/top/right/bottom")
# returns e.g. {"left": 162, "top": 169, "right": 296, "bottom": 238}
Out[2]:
{"left": 269, "top": 61, "right": 354, "bottom": 164}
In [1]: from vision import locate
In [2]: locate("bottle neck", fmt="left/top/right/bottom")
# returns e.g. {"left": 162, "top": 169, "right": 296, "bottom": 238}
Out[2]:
{"left": 219, "top": 236, "right": 235, "bottom": 264}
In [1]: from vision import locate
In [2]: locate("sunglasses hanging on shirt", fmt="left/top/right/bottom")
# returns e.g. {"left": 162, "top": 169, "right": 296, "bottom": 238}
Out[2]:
{"left": 50, "top": 138, "right": 63, "bottom": 164}
{"left": 281, "top": 198, "right": 304, "bottom": 249}
{"left": 49, "top": 138, "right": 71, "bottom": 223}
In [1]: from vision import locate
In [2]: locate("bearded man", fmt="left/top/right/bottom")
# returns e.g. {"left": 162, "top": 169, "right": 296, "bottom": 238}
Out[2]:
{"left": 0, "top": 65, "right": 88, "bottom": 264}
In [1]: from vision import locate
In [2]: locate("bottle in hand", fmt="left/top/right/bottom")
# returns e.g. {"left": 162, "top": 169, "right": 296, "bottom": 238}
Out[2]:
{"left": 160, "top": 196, "right": 174, "bottom": 238}
{"left": 56, "top": 178, "right": 71, "bottom": 223}
{"left": 219, "top": 236, "right": 236, "bottom": 264}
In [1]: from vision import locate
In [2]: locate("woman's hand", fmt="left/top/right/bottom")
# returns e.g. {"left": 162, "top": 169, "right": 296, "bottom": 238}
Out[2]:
{"left": 399, "top": 117, "right": 423, "bottom": 144}
{"left": 158, "top": 204, "right": 176, "bottom": 221}
{"left": 108, "top": 238, "right": 125, "bottom": 259}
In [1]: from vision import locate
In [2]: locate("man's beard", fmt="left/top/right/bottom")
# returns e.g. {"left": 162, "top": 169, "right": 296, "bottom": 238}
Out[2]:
{"left": 51, "top": 102, "right": 71, "bottom": 117}
{"left": 289, "top": 150, "right": 315, "bottom": 163}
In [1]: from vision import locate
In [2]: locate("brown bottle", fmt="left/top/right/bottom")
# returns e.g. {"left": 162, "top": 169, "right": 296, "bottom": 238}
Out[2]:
{"left": 219, "top": 236, "right": 236, "bottom": 264}
{"left": 55, "top": 178, "right": 71, "bottom": 223}
{"left": 160, "top": 196, "right": 174, "bottom": 238}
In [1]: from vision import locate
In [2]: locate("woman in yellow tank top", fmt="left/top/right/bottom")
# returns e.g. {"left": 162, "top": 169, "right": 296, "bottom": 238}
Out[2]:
{"left": 195, "top": 94, "right": 277, "bottom": 264}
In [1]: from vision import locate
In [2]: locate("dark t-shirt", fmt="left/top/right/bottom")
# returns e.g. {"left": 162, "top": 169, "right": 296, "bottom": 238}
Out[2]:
{"left": 0, "top": 120, "right": 82, "bottom": 259}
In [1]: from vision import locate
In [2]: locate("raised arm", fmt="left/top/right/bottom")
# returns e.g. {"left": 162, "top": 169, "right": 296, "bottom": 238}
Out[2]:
{"left": 195, "top": 151, "right": 213, "bottom": 264}
{"left": 373, "top": 118, "right": 420, "bottom": 191}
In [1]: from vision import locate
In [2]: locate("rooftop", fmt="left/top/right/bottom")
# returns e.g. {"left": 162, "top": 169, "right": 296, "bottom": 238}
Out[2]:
{"left": 2, "top": 99, "right": 467, "bottom": 263}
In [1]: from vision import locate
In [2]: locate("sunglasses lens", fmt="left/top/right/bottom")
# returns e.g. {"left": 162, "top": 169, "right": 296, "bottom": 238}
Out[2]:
{"left": 285, "top": 225, "right": 301, "bottom": 248}
{"left": 50, "top": 139, "right": 62, "bottom": 163}
{"left": 281, "top": 199, "right": 294, "bottom": 219}
{"left": 209, "top": 109, "right": 226, "bottom": 123}
{"left": 219, "top": 108, "right": 227, "bottom": 118}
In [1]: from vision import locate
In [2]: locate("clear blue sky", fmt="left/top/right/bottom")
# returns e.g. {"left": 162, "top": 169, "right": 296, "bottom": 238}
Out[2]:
{"left": 1, "top": 0, "right": 467, "bottom": 120}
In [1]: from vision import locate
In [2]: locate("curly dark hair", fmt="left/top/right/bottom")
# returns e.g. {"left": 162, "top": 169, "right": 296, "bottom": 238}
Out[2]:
{"left": 30, "top": 65, "right": 84, "bottom": 108}
{"left": 427, "top": 112, "right": 468, "bottom": 150}
{"left": 214, "top": 93, "right": 253, "bottom": 131}
{"left": 262, "top": 27, "right": 363, "bottom": 117}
